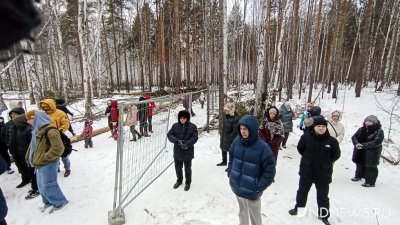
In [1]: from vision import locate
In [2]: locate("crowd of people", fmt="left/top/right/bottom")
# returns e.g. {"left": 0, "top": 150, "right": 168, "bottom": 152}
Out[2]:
{"left": 0, "top": 95, "right": 386, "bottom": 225}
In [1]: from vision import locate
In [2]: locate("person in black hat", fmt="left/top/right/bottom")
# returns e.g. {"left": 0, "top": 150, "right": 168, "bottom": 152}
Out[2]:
{"left": 167, "top": 110, "right": 198, "bottom": 191}
{"left": 289, "top": 115, "right": 341, "bottom": 225}
{"left": 351, "top": 115, "right": 384, "bottom": 187}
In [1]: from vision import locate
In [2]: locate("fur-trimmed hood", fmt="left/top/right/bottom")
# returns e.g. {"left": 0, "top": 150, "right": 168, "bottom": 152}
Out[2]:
{"left": 223, "top": 102, "right": 235, "bottom": 116}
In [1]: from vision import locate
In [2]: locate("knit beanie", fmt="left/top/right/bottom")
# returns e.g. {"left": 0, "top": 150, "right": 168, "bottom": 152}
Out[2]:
{"left": 312, "top": 115, "right": 327, "bottom": 126}
{"left": 364, "top": 115, "right": 378, "bottom": 124}
{"left": 25, "top": 109, "right": 36, "bottom": 119}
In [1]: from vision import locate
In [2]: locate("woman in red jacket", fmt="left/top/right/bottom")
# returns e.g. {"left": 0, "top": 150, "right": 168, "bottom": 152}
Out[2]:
{"left": 110, "top": 100, "right": 119, "bottom": 140}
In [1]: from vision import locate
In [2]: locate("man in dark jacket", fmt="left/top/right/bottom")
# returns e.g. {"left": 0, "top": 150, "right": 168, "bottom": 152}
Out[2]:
{"left": 55, "top": 98, "right": 75, "bottom": 136}
{"left": 227, "top": 115, "right": 276, "bottom": 225}
{"left": 0, "top": 155, "right": 8, "bottom": 225}
{"left": 9, "top": 114, "right": 34, "bottom": 189}
{"left": 1, "top": 107, "right": 25, "bottom": 174}
{"left": 218, "top": 102, "right": 239, "bottom": 167}
{"left": 289, "top": 116, "right": 341, "bottom": 225}
{"left": 167, "top": 110, "right": 198, "bottom": 191}
{"left": 351, "top": 115, "right": 384, "bottom": 187}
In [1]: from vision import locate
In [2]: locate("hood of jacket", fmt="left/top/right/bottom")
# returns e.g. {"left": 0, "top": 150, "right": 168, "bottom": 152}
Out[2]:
{"left": 237, "top": 115, "right": 259, "bottom": 146}
{"left": 111, "top": 100, "right": 118, "bottom": 108}
{"left": 8, "top": 107, "right": 25, "bottom": 118}
{"left": 13, "top": 114, "right": 29, "bottom": 128}
{"left": 177, "top": 110, "right": 191, "bottom": 124}
{"left": 39, "top": 99, "right": 57, "bottom": 114}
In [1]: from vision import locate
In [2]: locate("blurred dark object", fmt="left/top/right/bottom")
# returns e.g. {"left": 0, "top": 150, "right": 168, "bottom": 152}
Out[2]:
{"left": 0, "top": 0, "right": 41, "bottom": 50}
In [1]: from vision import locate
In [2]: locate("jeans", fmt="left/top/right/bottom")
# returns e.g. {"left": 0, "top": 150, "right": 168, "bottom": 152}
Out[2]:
{"left": 61, "top": 155, "right": 71, "bottom": 171}
{"left": 36, "top": 159, "right": 67, "bottom": 208}
{"left": 236, "top": 196, "right": 262, "bottom": 225}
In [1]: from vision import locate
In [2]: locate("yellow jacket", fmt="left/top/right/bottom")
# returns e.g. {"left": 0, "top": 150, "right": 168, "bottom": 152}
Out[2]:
{"left": 40, "top": 99, "right": 70, "bottom": 132}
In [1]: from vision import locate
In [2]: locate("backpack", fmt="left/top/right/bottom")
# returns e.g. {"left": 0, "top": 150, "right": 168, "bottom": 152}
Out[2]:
{"left": 44, "top": 127, "right": 73, "bottom": 158}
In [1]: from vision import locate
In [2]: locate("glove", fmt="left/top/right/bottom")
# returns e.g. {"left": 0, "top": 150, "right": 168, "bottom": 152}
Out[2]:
{"left": 299, "top": 126, "right": 304, "bottom": 131}
{"left": 181, "top": 143, "right": 189, "bottom": 150}
{"left": 356, "top": 143, "right": 363, "bottom": 149}
{"left": 177, "top": 139, "right": 184, "bottom": 146}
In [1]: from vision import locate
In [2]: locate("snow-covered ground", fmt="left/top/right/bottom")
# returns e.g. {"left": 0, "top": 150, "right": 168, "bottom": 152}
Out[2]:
{"left": 1, "top": 85, "right": 399, "bottom": 225}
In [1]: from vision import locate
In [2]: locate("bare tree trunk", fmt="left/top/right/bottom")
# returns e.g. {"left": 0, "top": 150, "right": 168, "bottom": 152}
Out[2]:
{"left": 174, "top": 0, "right": 182, "bottom": 91}
{"left": 307, "top": 0, "right": 323, "bottom": 103}
{"left": 254, "top": 0, "right": 268, "bottom": 117}
{"left": 102, "top": 16, "right": 114, "bottom": 92}
{"left": 355, "top": 0, "right": 374, "bottom": 97}
{"left": 78, "top": 0, "right": 92, "bottom": 118}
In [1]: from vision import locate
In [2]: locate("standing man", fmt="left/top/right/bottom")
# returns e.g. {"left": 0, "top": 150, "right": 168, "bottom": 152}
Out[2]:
{"left": 55, "top": 98, "right": 75, "bottom": 136}
{"left": 167, "top": 110, "right": 198, "bottom": 191}
{"left": 25, "top": 110, "right": 68, "bottom": 213}
{"left": 227, "top": 115, "right": 276, "bottom": 225}
{"left": 289, "top": 116, "right": 341, "bottom": 225}
{"left": 39, "top": 99, "right": 71, "bottom": 177}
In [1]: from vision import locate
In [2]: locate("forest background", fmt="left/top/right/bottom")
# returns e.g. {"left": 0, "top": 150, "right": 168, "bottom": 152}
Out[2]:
{"left": 0, "top": 0, "right": 399, "bottom": 120}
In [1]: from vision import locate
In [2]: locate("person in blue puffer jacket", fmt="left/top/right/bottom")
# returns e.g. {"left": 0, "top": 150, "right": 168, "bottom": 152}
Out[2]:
{"left": 227, "top": 115, "right": 276, "bottom": 225}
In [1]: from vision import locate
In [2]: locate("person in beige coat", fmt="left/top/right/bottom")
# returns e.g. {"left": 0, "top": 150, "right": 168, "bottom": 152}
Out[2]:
{"left": 327, "top": 110, "right": 345, "bottom": 143}
{"left": 124, "top": 104, "right": 141, "bottom": 141}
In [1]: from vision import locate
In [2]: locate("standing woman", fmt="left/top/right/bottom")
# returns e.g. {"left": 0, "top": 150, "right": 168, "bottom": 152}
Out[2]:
{"left": 217, "top": 102, "right": 239, "bottom": 167}
{"left": 25, "top": 110, "right": 68, "bottom": 213}
{"left": 279, "top": 102, "right": 295, "bottom": 148}
{"left": 259, "top": 106, "right": 285, "bottom": 162}
{"left": 327, "top": 110, "right": 345, "bottom": 143}
{"left": 351, "top": 115, "right": 384, "bottom": 187}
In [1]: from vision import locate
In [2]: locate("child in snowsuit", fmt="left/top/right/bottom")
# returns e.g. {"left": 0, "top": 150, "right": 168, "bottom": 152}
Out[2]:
{"left": 82, "top": 120, "right": 93, "bottom": 148}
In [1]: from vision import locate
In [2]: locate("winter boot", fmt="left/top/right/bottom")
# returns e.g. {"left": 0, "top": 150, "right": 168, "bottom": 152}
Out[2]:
{"left": 288, "top": 208, "right": 298, "bottom": 216}
{"left": 319, "top": 217, "right": 330, "bottom": 225}
{"left": 173, "top": 182, "right": 182, "bottom": 189}
{"left": 184, "top": 184, "right": 190, "bottom": 191}
{"left": 216, "top": 161, "right": 227, "bottom": 166}
{"left": 25, "top": 190, "right": 40, "bottom": 200}
{"left": 16, "top": 179, "right": 31, "bottom": 188}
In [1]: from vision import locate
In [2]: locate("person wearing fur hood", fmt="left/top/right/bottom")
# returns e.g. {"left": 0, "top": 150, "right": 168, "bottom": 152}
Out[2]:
{"left": 259, "top": 106, "right": 285, "bottom": 162}
{"left": 218, "top": 102, "right": 239, "bottom": 167}
{"left": 351, "top": 115, "right": 384, "bottom": 187}
{"left": 327, "top": 110, "right": 345, "bottom": 143}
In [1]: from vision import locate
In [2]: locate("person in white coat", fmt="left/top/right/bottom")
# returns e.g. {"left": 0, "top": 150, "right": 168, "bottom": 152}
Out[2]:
{"left": 327, "top": 110, "right": 345, "bottom": 143}
{"left": 124, "top": 104, "right": 141, "bottom": 142}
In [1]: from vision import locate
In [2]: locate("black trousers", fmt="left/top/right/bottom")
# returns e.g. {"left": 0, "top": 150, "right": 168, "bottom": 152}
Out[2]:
{"left": 174, "top": 160, "right": 192, "bottom": 185}
{"left": 282, "top": 132, "right": 290, "bottom": 146}
{"left": 30, "top": 166, "right": 38, "bottom": 191}
{"left": 148, "top": 116, "right": 153, "bottom": 132}
{"left": 355, "top": 164, "right": 378, "bottom": 185}
{"left": 221, "top": 149, "right": 228, "bottom": 163}
{"left": 295, "top": 176, "right": 330, "bottom": 218}
{"left": 13, "top": 154, "right": 31, "bottom": 182}
{"left": 0, "top": 145, "right": 11, "bottom": 170}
